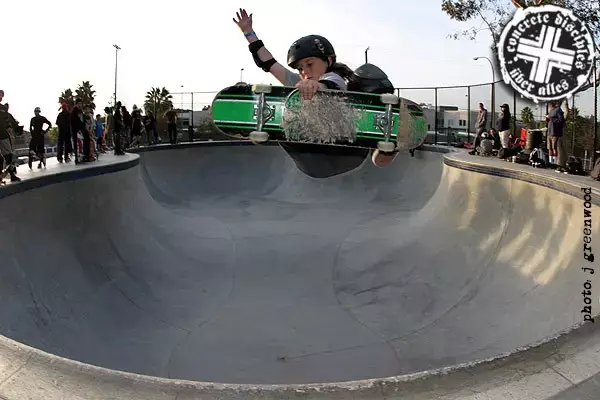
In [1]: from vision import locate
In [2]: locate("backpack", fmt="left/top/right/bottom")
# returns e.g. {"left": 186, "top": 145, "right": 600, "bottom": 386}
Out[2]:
{"left": 590, "top": 158, "right": 600, "bottom": 180}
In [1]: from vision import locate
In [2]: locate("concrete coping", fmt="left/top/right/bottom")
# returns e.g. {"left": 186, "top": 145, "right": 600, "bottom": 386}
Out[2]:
{"left": 0, "top": 141, "right": 599, "bottom": 399}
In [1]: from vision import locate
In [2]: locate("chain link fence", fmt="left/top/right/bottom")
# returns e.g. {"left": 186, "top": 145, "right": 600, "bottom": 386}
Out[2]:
{"left": 170, "top": 78, "right": 598, "bottom": 167}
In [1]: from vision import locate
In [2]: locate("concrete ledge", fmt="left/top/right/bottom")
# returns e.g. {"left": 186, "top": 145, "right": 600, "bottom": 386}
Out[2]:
{"left": 0, "top": 153, "right": 139, "bottom": 200}
{"left": 444, "top": 150, "right": 600, "bottom": 206}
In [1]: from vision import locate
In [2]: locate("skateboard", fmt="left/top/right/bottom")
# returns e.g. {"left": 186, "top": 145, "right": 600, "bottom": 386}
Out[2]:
{"left": 211, "top": 83, "right": 428, "bottom": 157}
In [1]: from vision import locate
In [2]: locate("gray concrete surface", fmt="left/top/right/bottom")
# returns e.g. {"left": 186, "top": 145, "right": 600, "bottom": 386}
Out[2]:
{"left": 0, "top": 142, "right": 598, "bottom": 399}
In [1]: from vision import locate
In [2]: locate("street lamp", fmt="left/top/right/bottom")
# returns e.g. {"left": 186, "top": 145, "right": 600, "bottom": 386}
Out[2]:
{"left": 180, "top": 85, "right": 184, "bottom": 111}
{"left": 240, "top": 68, "right": 244, "bottom": 82}
{"left": 365, "top": 46, "right": 370, "bottom": 64}
{"left": 474, "top": 56, "right": 495, "bottom": 127}
{"left": 113, "top": 44, "right": 121, "bottom": 107}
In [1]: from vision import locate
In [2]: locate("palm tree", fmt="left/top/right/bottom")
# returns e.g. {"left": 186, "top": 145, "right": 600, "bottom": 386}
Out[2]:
{"left": 58, "top": 88, "right": 74, "bottom": 110}
{"left": 75, "top": 81, "right": 96, "bottom": 110}
{"left": 520, "top": 107, "right": 536, "bottom": 129}
{"left": 144, "top": 87, "right": 173, "bottom": 116}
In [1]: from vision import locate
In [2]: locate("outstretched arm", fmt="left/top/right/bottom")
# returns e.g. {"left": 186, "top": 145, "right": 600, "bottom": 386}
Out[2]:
{"left": 233, "top": 9, "right": 300, "bottom": 87}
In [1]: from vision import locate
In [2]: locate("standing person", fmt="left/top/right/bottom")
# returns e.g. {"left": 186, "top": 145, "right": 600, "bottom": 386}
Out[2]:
{"left": 0, "top": 103, "right": 21, "bottom": 182}
{"left": 496, "top": 104, "right": 512, "bottom": 149}
{"left": 144, "top": 111, "right": 157, "bottom": 145}
{"left": 164, "top": 107, "right": 178, "bottom": 144}
{"left": 113, "top": 102, "right": 125, "bottom": 155}
{"left": 546, "top": 101, "right": 566, "bottom": 171}
{"left": 103, "top": 107, "right": 113, "bottom": 151}
{"left": 28, "top": 107, "right": 52, "bottom": 169}
{"left": 469, "top": 103, "right": 488, "bottom": 155}
{"left": 95, "top": 114, "right": 104, "bottom": 154}
{"left": 70, "top": 99, "right": 85, "bottom": 164}
{"left": 56, "top": 103, "right": 72, "bottom": 163}
{"left": 130, "top": 105, "right": 142, "bottom": 147}
{"left": 121, "top": 106, "right": 132, "bottom": 149}
{"left": 83, "top": 105, "right": 95, "bottom": 161}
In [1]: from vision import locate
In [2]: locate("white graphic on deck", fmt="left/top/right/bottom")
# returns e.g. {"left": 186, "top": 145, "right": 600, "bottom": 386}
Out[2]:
{"left": 516, "top": 25, "right": 575, "bottom": 84}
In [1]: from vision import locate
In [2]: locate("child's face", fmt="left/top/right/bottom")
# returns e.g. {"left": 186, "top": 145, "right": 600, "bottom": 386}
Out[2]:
{"left": 296, "top": 57, "right": 329, "bottom": 81}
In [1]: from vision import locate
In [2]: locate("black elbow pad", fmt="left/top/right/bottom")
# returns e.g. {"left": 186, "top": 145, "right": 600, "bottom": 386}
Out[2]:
{"left": 249, "top": 40, "right": 277, "bottom": 72}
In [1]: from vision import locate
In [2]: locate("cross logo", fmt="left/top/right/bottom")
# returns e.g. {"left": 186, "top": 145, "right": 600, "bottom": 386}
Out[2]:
{"left": 516, "top": 25, "right": 575, "bottom": 84}
{"left": 497, "top": 4, "right": 597, "bottom": 103}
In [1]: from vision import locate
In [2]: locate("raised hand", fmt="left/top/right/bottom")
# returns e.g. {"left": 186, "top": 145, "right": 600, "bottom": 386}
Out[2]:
{"left": 233, "top": 8, "right": 253, "bottom": 33}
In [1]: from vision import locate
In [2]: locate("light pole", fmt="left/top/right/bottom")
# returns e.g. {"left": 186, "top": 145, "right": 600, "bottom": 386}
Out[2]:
{"left": 240, "top": 68, "right": 244, "bottom": 82}
{"left": 365, "top": 46, "right": 370, "bottom": 64}
{"left": 180, "top": 85, "right": 184, "bottom": 110}
{"left": 113, "top": 44, "right": 121, "bottom": 107}
{"left": 474, "top": 56, "right": 495, "bottom": 128}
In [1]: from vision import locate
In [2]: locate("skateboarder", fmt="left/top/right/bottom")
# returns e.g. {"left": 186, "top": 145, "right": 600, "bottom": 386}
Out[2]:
{"left": 70, "top": 99, "right": 85, "bottom": 164}
{"left": 28, "top": 107, "right": 52, "bottom": 169}
{"left": 233, "top": 8, "right": 353, "bottom": 101}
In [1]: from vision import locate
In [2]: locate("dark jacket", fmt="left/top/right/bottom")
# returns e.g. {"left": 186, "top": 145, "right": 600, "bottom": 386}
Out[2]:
{"left": 56, "top": 110, "right": 71, "bottom": 132}
{"left": 0, "top": 106, "right": 17, "bottom": 141}
{"left": 70, "top": 106, "right": 85, "bottom": 133}
{"left": 496, "top": 110, "right": 511, "bottom": 131}
{"left": 547, "top": 107, "right": 565, "bottom": 137}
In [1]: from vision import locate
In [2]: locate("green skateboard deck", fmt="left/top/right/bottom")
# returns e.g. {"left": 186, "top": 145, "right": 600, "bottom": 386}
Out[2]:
{"left": 211, "top": 83, "right": 428, "bottom": 154}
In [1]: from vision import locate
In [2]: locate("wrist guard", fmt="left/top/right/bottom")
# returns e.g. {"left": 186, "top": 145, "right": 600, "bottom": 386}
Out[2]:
{"left": 249, "top": 40, "right": 277, "bottom": 72}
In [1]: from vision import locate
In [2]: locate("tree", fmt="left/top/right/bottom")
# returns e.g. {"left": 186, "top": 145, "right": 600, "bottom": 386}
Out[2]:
{"left": 560, "top": 106, "right": 598, "bottom": 159}
{"left": 58, "top": 88, "right": 74, "bottom": 110}
{"left": 47, "top": 126, "right": 59, "bottom": 144}
{"left": 520, "top": 106, "right": 536, "bottom": 128}
{"left": 143, "top": 87, "right": 173, "bottom": 117}
{"left": 75, "top": 81, "right": 96, "bottom": 110}
{"left": 441, "top": 0, "right": 600, "bottom": 55}
{"left": 143, "top": 87, "right": 174, "bottom": 141}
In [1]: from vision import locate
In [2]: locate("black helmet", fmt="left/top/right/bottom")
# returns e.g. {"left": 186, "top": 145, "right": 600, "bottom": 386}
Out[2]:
{"left": 287, "top": 35, "right": 336, "bottom": 69}
{"left": 347, "top": 63, "right": 395, "bottom": 94}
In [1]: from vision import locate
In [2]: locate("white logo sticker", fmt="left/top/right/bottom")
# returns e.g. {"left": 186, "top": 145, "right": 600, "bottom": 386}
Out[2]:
{"left": 497, "top": 4, "right": 598, "bottom": 103}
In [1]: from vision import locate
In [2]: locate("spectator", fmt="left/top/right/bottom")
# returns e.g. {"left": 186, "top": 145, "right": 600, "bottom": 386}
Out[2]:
{"left": 164, "top": 107, "right": 178, "bottom": 144}
{"left": 113, "top": 102, "right": 125, "bottom": 155}
{"left": 70, "top": 99, "right": 85, "bottom": 164}
{"left": 56, "top": 103, "right": 72, "bottom": 163}
{"left": 29, "top": 107, "right": 51, "bottom": 169}
{"left": 0, "top": 102, "right": 21, "bottom": 182}
{"left": 121, "top": 106, "right": 132, "bottom": 148}
{"left": 83, "top": 104, "right": 95, "bottom": 161}
{"left": 130, "top": 105, "right": 142, "bottom": 147}
{"left": 103, "top": 107, "right": 113, "bottom": 151}
{"left": 546, "top": 101, "right": 566, "bottom": 171}
{"left": 95, "top": 114, "right": 104, "bottom": 153}
{"left": 144, "top": 111, "right": 158, "bottom": 145}
{"left": 497, "top": 103, "right": 511, "bottom": 148}
{"left": 488, "top": 128, "right": 501, "bottom": 150}
{"left": 469, "top": 102, "right": 488, "bottom": 155}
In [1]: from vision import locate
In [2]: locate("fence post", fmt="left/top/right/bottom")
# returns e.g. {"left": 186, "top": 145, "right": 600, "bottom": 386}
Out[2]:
{"left": 434, "top": 88, "right": 438, "bottom": 145}
{"left": 191, "top": 92, "right": 194, "bottom": 142}
{"left": 467, "top": 86, "right": 471, "bottom": 144}
{"left": 572, "top": 95, "right": 576, "bottom": 154}
{"left": 513, "top": 90, "right": 517, "bottom": 135}
{"left": 594, "top": 62, "right": 598, "bottom": 166}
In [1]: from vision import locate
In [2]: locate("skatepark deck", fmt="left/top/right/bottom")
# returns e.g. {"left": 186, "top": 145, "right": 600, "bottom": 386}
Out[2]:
{"left": 0, "top": 141, "right": 598, "bottom": 399}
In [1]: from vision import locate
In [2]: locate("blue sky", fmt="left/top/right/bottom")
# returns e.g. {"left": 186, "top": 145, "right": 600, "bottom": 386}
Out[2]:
{"left": 1, "top": 0, "right": 596, "bottom": 125}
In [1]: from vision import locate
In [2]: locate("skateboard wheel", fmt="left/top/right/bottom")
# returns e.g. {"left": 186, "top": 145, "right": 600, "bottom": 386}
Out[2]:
{"left": 380, "top": 93, "right": 399, "bottom": 105}
{"left": 249, "top": 131, "right": 269, "bottom": 143}
{"left": 253, "top": 84, "right": 272, "bottom": 94}
{"left": 377, "top": 141, "right": 396, "bottom": 153}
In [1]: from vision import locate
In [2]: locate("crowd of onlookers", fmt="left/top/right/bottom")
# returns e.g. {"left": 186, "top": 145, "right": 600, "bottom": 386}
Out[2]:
{"left": 0, "top": 88, "right": 180, "bottom": 183}
{"left": 468, "top": 101, "right": 569, "bottom": 173}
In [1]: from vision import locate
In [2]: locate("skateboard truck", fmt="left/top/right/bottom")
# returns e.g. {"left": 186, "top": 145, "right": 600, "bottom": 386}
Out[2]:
{"left": 376, "top": 93, "right": 399, "bottom": 153}
{"left": 249, "top": 84, "right": 274, "bottom": 143}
